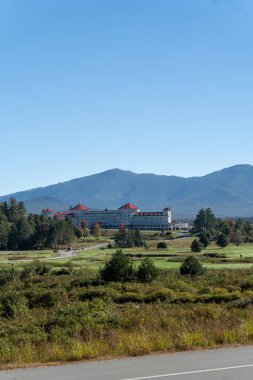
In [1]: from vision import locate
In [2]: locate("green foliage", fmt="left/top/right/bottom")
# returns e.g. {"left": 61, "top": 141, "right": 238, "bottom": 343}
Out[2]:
{"left": 100, "top": 249, "right": 135, "bottom": 282}
{"left": 136, "top": 258, "right": 159, "bottom": 283}
{"left": 115, "top": 226, "right": 144, "bottom": 248}
{"left": 20, "top": 261, "right": 51, "bottom": 279}
{"left": 0, "top": 264, "right": 252, "bottom": 365}
{"left": 0, "top": 198, "right": 76, "bottom": 251}
{"left": 190, "top": 239, "right": 202, "bottom": 253}
{"left": 91, "top": 222, "right": 101, "bottom": 238}
{"left": 193, "top": 208, "right": 217, "bottom": 235}
{"left": 216, "top": 233, "right": 229, "bottom": 248}
{"left": 0, "top": 290, "right": 27, "bottom": 319}
{"left": 157, "top": 242, "right": 167, "bottom": 249}
{"left": 199, "top": 233, "right": 210, "bottom": 248}
{"left": 144, "top": 289, "right": 174, "bottom": 303}
{"left": 180, "top": 255, "right": 205, "bottom": 279}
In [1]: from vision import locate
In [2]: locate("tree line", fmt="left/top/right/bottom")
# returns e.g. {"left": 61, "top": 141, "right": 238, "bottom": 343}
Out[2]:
{"left": 191, "top": 208, "right": 253, "bottom": 252}
{"left": 0, "top": 198, "right": 76, "bottom": 250}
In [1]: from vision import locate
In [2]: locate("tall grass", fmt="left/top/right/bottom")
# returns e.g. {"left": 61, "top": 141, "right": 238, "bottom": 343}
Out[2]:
{"left": 0, "top": 266, "right": 253, "bottom": 366}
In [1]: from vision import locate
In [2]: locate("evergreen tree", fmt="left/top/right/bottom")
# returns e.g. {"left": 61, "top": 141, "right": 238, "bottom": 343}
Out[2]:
{"left": 216, "top": 233, "right": 228, "bottom": 248}
{"left": 199, "top": 233, "right": 210, "bottom": 249}
{"left": 133, "top": 229, "right": 144, "bottom": 247}
{"left": 100, "top": 249, "right": 135, "bottom": 282}
{"left": 193, "top": 208, "right": 217, "bottom": 235}
{"left": 180, "top": 255, "right": 205, "bottom": 279}
{"left": 190, "top": 239, "right": 202, "bottom": 253}
{"left": 137, "top": 258, "right": 159, "bottom": 283}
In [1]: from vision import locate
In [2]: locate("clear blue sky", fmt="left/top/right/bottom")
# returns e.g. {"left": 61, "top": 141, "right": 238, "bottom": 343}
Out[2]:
{"left": 0, "top": 0, "right": 253, "bottom": 195}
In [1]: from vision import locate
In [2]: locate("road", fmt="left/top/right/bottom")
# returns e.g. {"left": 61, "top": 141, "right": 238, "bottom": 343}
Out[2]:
{"left": 0, "top": 243, "right": 108, "bottom": 263}
{"left": 56, "top": 243, "right": 108, "bottom": 259}
{"left": 1, "top": 345, "right": 253, "bottom": 379}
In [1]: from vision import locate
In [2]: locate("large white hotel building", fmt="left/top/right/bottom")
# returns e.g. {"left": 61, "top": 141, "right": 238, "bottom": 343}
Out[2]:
{"left": 44, "top": 202, "right": 172, "bottom": 230}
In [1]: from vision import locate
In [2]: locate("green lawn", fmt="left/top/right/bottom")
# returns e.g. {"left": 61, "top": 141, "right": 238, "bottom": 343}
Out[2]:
{"left": 1, "top": 237, "right": 253, "bottom": 270}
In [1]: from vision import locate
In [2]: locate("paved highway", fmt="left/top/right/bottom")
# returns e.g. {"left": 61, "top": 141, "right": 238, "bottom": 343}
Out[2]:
{"left": 1, "top": 345, "right": 253, "bottom": 379}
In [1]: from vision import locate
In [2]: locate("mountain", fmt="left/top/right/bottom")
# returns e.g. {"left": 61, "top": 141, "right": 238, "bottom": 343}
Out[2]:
{"left": 1, "top": 165, "right": 253, "bottom": 218}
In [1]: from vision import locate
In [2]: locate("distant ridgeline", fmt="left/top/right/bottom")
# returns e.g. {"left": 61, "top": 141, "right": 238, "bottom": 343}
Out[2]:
{"left": 1, "top": 165, "right": 253, "bottom": 217}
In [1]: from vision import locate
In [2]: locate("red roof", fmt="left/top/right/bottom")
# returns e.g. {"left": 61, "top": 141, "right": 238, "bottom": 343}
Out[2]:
{"left": 118, "top": 202, "right": 138, "bottom": 210}
{"left": 70, "top": 203, "right": 90, "bottom": 211}
{"left": 54, "top": 211, "right": 68, "bottom": 217}
{"left": 42, "top": 208, "right": 53, "bottom": 213}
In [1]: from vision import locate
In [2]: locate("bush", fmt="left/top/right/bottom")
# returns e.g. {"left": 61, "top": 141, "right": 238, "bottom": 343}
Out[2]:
{"left": 136, "top": 258, "right": 159, "bottom": 283}
{"left": 78, "top": 287, "right": 119, "bottom": 302}
{"left": 116, "top": 292, "right": 144, "bottom": 303}
{"left": 173, "top": 292, "right": 194, "bottom": 303}
{"left": 195, "top": 292, "right": 240, "bottom": 304}
{"left": 216, "top": 233, "right": 228, "bottom": 248}
{"left": 0, "top": 290, "right": 27, "bottom": 319}
{"left": 180, "top": 255, "right": 205, "bottom": 279}
{"left": 199, "top": 234, "right": 210, "bottom": 248}
{"left": 100, "top": 249, "right": 135, "bottom": 283}
{"left": 190, "top": 239, "right": 202, "bottom": 253}
{"left": 144, "top": 289, "right": 174, "bottom": 303}
{"left": 52, "top": 267, "right": 71, "bottom": 276}
{"left": 157, "top": 242, "right": 167, "bottom": 249}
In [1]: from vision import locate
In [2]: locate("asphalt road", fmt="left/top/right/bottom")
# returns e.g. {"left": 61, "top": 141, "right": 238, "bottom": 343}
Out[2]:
{"left": 1, "top": 345, "right": 253, "bottom": 380}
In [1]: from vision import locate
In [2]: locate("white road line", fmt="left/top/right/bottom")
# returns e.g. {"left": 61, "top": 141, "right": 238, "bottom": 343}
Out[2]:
{"left": 121, "top": 363, "right": 253, "bottom": 380}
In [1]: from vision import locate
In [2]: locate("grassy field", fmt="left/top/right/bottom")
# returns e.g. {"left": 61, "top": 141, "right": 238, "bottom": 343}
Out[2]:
{"left": 1, "top": 235, "right": 253, "bottom": 271}
{"left": 1, "top": 263, "right": 253, "bottom": 367}
{"left": 1, "top": 233, "right": 253, "bottom": 367}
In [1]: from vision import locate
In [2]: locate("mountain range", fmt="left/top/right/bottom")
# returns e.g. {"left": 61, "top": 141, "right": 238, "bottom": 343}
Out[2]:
{"left": 0, "top": 165, "right": 253, "bottom": 218}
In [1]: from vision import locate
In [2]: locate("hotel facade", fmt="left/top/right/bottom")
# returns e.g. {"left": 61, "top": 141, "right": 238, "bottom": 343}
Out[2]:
{"left": 43, "top": 202, "right": 172, "bottom": 230}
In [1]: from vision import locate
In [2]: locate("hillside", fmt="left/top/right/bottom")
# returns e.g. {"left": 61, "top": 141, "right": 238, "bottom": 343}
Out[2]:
{"left": 1, "top": 165, "right": 253, "bottom": 217}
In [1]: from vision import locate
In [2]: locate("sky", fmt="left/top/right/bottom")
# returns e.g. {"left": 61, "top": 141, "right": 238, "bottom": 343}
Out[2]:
{"left": 0, "top": 0, "right": 253, "bottom": 195}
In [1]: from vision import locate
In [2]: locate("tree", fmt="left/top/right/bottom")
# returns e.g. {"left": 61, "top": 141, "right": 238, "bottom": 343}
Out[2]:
{"left": 115, "top": 226, "right": 135, "bottom": 248}
{"left": 47, "top": 219, "right": 76, "bottom": 249}
{"left": 0, "top": 220, "right": 9, "bottom": 250}
{"left": 133, "top": 229, "right": 144, "bottom": 247}
{"left": 180, "top": 255, "right": 205, "bottom": 279}
{"left": 193, "top": 208, "right": 206, "bottom": 233}
{"left": 230, "top": 231, "right": 242, "bottom": 246}
{"left": 91, "top": 222, "right": 101, "bottom": 239}
{"left": 216, "top": 233, "right": 228, "bottom": 249}
{"left": 190, "top": 239, "right": 202, "bottom": 253}
{"left": 100, "top": 249, "right": 135, "bottom": 282}
{"left": 79, "top": 220, "right": 88, "bottom": 238}
{"left": 136, "top": 258, "right": 159, "bottom": 283}
{"left": 193, "top": 208, "right": 217, "bottom": 235}
{"left": 74, "top": 227, "right": 83, "bottom": 239}
{"left": 157, "top": 242, "right": 167, "bottom": 249}
{"left": 199, "top": 233, "right": 210, "bottom": 249}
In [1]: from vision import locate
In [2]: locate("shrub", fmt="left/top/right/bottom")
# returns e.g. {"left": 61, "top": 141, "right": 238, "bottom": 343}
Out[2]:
{"left": 20, "top": 261, "right": 51, "bottom": 280}
{"left": 180, "top": 255, "right": 205, "bottom": 279}
{"left": 79, "top": 287, "right": 120, "bottom": 301}
{"left": 25, "top": 290, "right": 59, "bottom": 309}
{"left": 116, "top": 292, "right": 144, "bottom": 303}
{"left": 144, "top": 289, "right": 174, "bottom": 303}
{"left": 0, "top": 290, "right": 27, "bottom": 319}
{"left": 190, "top": 239, "right": 202, "bottom": 253}
{"left": 157, "top": 242, "right": 167, "bottom": 249}
{"left": 199, "top": 234, "right": 210, "bottom": 248}
{"left": 216, "top": 233, "right": 228, "bottom": 248}
{"left": 195, "top": 292, "right": 240, "bottom": 304}
{"left": 52, "top": 267, "right": 71, "bottom": 276}
{"left": 100, "top": 249, "right": 135, "bottom": 283}
{"left": 136, "top": 258, "right": 159, "bottom": 283}
{"left": 173, "top": 292, "right": 195, "bottom": 303}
